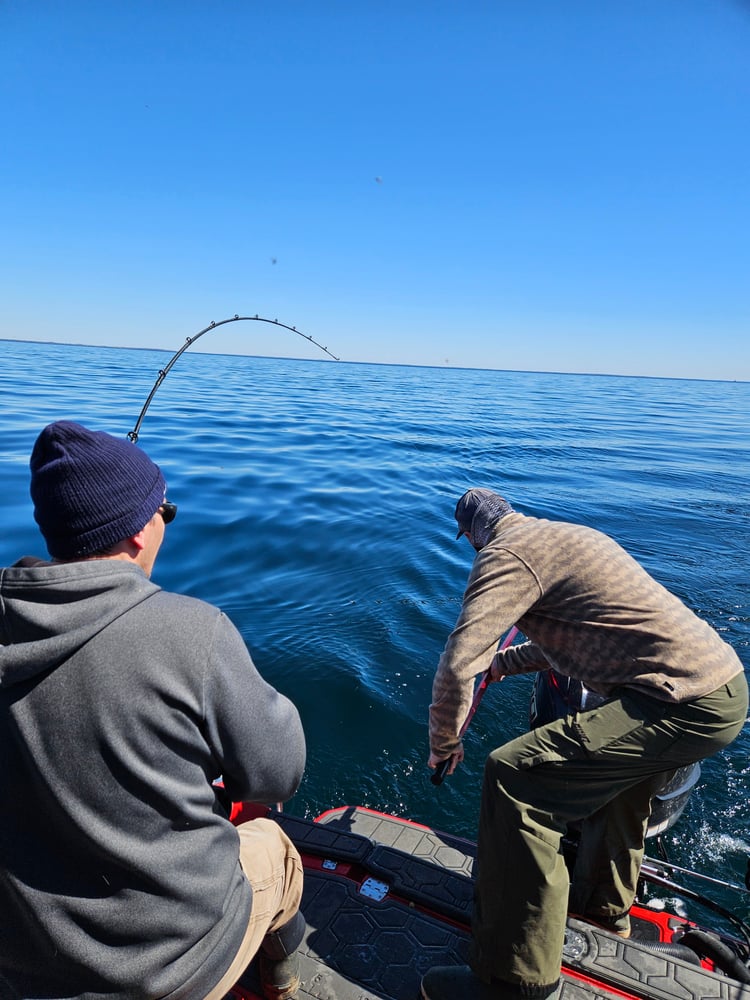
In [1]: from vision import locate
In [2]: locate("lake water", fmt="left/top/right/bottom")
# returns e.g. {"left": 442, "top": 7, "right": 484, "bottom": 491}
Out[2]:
{"left": 1, "top": 336, "right": 748, "bottom": 929}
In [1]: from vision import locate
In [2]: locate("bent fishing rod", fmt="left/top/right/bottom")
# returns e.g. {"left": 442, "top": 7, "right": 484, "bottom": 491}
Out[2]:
{"left": 127, "top": 315, "right": 339, "bottom": 443}
{"left": 431, "top": 625, "right": 520, "bottom": 786}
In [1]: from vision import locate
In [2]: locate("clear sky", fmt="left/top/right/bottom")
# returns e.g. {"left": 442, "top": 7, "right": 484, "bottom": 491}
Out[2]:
{"left": 2, "top": 1, "right": 749, "bottom": 380}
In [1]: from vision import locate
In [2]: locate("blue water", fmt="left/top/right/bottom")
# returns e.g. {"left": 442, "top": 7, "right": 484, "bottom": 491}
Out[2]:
{"left": 2, "top": 337, "right": 749, "bottom": 927}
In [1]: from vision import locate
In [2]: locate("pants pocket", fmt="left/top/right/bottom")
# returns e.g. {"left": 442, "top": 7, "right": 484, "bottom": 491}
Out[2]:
{"left": 569, "top": 692, "right": 658, "bottom": 754}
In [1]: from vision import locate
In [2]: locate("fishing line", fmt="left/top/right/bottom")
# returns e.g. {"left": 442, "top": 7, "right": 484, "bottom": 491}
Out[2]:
{"left": 127, "top": 315, "right": 339, "bottom": 443}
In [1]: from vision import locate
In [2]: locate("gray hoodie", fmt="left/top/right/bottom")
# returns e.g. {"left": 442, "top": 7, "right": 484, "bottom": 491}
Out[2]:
{"left": 0, "top": 557, "right": 306, "bottom": 1000}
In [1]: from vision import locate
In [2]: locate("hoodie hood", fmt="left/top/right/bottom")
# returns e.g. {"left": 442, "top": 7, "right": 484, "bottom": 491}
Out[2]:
{"left": 0, "top": 559, "right": 160, "bottom": 687}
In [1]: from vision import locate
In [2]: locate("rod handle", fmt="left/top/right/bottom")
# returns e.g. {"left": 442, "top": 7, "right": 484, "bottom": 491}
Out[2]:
{"left": 431, "top": 758, "right": 451, "bottom": 785}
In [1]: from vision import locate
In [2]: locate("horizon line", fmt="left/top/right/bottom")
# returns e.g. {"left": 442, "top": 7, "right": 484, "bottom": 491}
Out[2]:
{"left": 0, "top": 336, "right": 746, "bottom": 386}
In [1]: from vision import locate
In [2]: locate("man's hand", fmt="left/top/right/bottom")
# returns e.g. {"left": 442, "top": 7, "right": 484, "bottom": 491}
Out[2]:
{"left": 490, "top": 652, "right": 507, "bottom": 683}
{"left": 428, "top": 745, "right": 464, "bottom": 776}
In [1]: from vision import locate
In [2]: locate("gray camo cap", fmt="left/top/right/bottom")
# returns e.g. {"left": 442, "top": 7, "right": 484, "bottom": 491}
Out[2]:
{"left": 454, "top": 488, "right": 514, "bottom": 548}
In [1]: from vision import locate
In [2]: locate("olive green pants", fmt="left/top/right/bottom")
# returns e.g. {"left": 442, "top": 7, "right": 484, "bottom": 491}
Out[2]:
{"left": 470, "top": 673, "right": 748, "bottom": 992}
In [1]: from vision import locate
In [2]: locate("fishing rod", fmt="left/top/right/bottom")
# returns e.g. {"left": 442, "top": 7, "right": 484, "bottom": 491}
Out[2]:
{"left": 642, "top": 855, "right": 750, "bottom": 896}
{"left": 431, "top": 626, "right": 520, "bottom": 786}
{"left": 127, "top": 315, "right": 339, "bottom": 443}
{"left": 639, "top": 853, "right": 750, "bottom": 949}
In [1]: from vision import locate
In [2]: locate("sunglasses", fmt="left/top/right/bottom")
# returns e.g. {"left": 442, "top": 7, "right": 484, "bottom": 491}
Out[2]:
{"left": 159, "top": 501, "right": 177, "bottom": 525}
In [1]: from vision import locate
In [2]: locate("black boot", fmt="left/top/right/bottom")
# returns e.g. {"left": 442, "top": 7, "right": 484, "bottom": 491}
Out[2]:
{"left": 258, "top": 953, "right": 300, "bottom": 1000}
{"left": 259, "top": 911, "right": 305, "bottom": 1000}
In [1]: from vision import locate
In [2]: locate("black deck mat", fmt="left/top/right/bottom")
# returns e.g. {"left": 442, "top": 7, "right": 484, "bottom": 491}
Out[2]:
{"left": 248, "top": 808, "right": 750, "bottom": 1000}
{"left": 563, "top": 918, "right": 750, "bottom": 1000}
{"left": 314, "top": 807, "right": 667, "bottom": 943}
{"left": 286, "top": 807, "right": 474, "bottom": 923}
{"left": 236, "top": 867, "right": 470, "bottom": 999}
{"left": 236, "top": 874, "right": 748, "bottom": 1000}
{"left": 316, "top": 805, "right": 476, "bottom": 876}
{"left": 275, "top": 812, "right": 372, "bottom": 864}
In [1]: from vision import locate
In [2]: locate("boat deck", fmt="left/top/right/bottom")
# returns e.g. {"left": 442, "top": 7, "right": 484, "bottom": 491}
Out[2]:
{"left": 231, "top": 806, "right": 749, "bottom": 1000}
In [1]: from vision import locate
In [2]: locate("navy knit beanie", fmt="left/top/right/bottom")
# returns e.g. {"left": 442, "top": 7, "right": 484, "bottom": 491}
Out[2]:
{"left": 30, "top": 420, "right": 166, "bottom": 559}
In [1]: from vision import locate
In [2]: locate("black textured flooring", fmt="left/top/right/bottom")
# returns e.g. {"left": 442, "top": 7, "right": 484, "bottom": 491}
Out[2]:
{"left": 229, "top": 808, "right": 748, "bottom": 1000}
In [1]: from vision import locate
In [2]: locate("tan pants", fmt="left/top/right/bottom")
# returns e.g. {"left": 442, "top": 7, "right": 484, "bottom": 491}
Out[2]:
{"left": 204, "top": 818, "right": 304, "bottom": 1000}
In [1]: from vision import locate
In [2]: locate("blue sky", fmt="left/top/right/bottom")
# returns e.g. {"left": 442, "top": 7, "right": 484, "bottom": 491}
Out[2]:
{"left": 2, "top": 1, "right": 748, "bottom": 380}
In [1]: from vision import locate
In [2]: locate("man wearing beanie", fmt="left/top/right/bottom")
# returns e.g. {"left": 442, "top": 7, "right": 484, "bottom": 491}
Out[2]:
{"left": 422, "top": 488, "right": 747, "bottom": 1000}
{"left": 0, "top": 421, "right": 307, "bottom": 1000}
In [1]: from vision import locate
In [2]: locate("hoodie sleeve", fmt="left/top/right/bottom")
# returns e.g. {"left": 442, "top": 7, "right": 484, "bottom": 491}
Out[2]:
{"left": 202, "top": 612, "right": 306, "bottom": 804}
